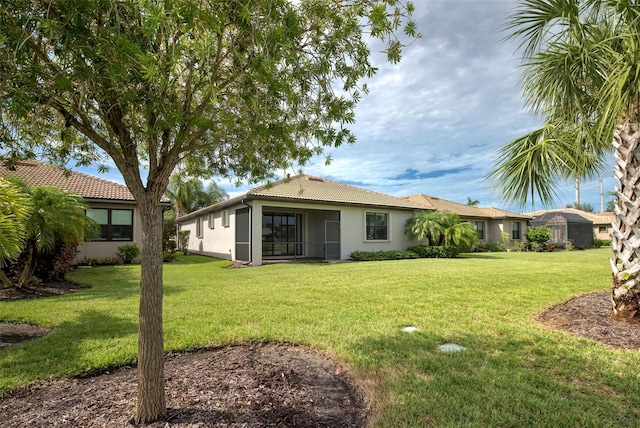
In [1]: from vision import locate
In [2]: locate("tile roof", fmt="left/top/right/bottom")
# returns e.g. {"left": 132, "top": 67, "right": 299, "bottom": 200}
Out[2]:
{"left": 528, "top": 208, "right": 615, "bottom": 225}
{"left": 0, "top": 160, "right": 135, "bottom": 201}
{"left": 405, "top": 194, "right": 531, "bottom": 219}
{"left": 177, "top": 174, "right": 426, "bottom": 221}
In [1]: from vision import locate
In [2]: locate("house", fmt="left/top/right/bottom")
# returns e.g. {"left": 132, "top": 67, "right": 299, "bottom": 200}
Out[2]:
{"left": 175, "top": 174, "right": 427, "bottom": 265}
{"left": 404, "top": 194, "right": 532, "bottom": 245}
{"left": 0, "top": 160, "right": 170, "bottom": 261}
{"left": 528, "top": 208, "right": 615, "bottom": 245}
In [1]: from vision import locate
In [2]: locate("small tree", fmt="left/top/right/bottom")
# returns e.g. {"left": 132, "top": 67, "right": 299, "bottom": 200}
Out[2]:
{"left": 178, "top": 231, "right": 190, "bottom": 256}
{"left": 12, "top": 185, "right": 97, "bottom": 288}
{"left": 526, "top": 226, "right": 551, "bottom": 246}
{"left": 405, "top": 211, "right": 477, "bottom": 250}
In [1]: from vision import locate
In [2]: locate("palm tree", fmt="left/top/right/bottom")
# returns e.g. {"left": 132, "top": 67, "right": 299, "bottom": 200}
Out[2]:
{"left": 466, "top": 197, "right": 480, "bottom": 206}
{"left": 439, "top": 214, "right": 478, "bottom": 250}
{"left": 165, "top": 175, "right": 229, "bottom": 218}
{"left": 15, "top": 185, "right": 96, "bottom": 288}
{"left": 488, "top": 1, "right": 640, "bottom": 320}
{"left": 405, "top": 210, "right": 446, "bottom": 245}
{"left": 0, "top": 178, "right": 32, "bottom": 287}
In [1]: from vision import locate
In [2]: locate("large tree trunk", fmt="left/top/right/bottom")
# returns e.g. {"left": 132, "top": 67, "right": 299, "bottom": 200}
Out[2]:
{"left": 610, "top": 121, "right": 640, "bottom": 322}
{"left": 134, "top": 196, "right": 166, "bottom": 423}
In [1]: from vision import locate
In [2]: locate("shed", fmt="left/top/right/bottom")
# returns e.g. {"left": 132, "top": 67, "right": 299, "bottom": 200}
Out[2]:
{"left": 529, "top": 212, "right": 594, "bottom": 248}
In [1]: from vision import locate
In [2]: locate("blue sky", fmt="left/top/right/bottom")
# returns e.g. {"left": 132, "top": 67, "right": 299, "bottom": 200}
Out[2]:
{"left": 73, "top": 0, "right": 617, "bottom": 213}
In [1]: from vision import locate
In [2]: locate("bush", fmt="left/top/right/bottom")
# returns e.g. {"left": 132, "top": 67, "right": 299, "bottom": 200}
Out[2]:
{"left": 350, "top": 250, "right": 419, "bottom": 261}
{"left": 593, "top": 238, "right": 611, "bottom": 248}
{"left": 117, "top": 244, "right": 140, "bottom": 264}
{"left": 407, "top": 245, "right": 460, "bottom": 258}
{"left": 4, "top": 239, "right": 80, "bottom": 283}
{"left": 163, "top": 252, "right": 178, "bottom": 262}
{"left": 526, "top": 226, "right": 551, "bottom": 245}
{"left": 475, "top": 242, "right": 504, "bottom": 252}
{"left": 178, "top": 230, "right": 190, "bottom": 255}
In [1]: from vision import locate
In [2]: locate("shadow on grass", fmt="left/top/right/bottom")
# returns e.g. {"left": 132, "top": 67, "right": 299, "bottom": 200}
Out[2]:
{"left": 349, "top": 329, "right": 640, "bottom": 426}
{"left": 459, "top": 253, "right": 506, "bottom": 260}
{"left": 0, "top": 309, "right": 138, "bottom": 390}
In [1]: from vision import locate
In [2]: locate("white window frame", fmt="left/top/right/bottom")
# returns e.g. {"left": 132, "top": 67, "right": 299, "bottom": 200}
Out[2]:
{"left": 364, "top": 211, "right": 390, "bottom": 242}
{"left": 511, "top": 221, "right": 521, "bottom": 240}
{"left": 222, "top": 210, "right": 230, "bottom": 227}
{"left": 208, "top": 213, "right": 215, "bottom": 229}
{"left": 474, "top": 221, "right": 485, "bottom": 240}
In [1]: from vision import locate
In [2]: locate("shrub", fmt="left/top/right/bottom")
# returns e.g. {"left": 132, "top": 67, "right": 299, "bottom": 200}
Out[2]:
{"left": 526, "top": 226, "right": 552, "bottom": 245}
{"left": 593, "top": 238, "right": 611, "bottom": 248}
{"left": 163, "top": 252, "right": 178, "bottom": 262}
{"left": 407, "top": 245, "right": 460, "bottom": 258}
{"left": 178, "top": 230, "right": 190, "bottom": 255}
{"left": 117, "top": 244, "right": 140, "bottom": 264}
{"left": 350, "top": 250, "right": 419, "bottom": 261}
{"left": 5, "top": 239, "right": 80, "bottom": 283}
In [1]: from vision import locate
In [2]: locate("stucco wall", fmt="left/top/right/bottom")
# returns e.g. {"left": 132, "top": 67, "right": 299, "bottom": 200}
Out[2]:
{"left": 77, "top": 202, "right": 142, "bottom": 262}
{"left": 180, "top": 207, "right": 238, "bottom": 260}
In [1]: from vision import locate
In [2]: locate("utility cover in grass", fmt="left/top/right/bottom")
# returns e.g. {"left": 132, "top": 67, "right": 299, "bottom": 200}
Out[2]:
{"left": 400, "top": 326, "right": 419, "bottom": 333}
{"left": 437, "top": 343, "right": 466, "bottom": 353}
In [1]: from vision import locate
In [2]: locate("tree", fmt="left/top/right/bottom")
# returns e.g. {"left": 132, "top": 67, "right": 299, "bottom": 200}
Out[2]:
{"left": 566, "top": 202, "right": 594, "bottom": 213}
{"left": 0, "top": 1, "right": 418, "bottom": 422}
{"left": 12, "top": 185, "right": 96, "bottom": 288}
{"left": 405, "top": 211, "right": 477, "bottom": 249}
{"left": 487, "top": 1, "right": 640, "bottom": 321}
{"left": 0, "top": 178, "right": 32, "bottom": 287}
{"left": 466, "top": 197, "right": 480, "bottom": 206}
{"left": 164, "top": 175, "right": 229, "bottom": 218}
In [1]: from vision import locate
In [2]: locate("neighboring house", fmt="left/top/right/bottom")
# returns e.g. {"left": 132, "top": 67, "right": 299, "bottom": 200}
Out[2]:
{"left": 0, "top": 160, "right": 170, "bottom": 261}
{"left": 404, "top": 194, "right": 532, "bottom": 245}
{"left": 528, "top": 208, "right": 615, "bottom": 245}
{"left": 529, "top": 210, "right": 594, "bottom": 248}
{"left": 175, "top": 174, "right": 426, "bottom": 266}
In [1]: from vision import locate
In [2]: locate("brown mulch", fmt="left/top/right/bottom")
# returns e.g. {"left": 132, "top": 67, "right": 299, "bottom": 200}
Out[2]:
{"left": 0, "top": 282, "right": 367, "bottom": 427}
{"left": 1, "top": 283, "right": 639, "bottom": 426}
{"left": 535, "top": 290, "right": 640, "bottom": 350}
{"left": 0, "top": 281, "right": 86, "bottom": 300}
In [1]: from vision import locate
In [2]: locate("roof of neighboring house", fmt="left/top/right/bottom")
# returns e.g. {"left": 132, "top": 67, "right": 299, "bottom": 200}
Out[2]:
{"left": 0, "top": 160, "right": 169, "bottom": 204}
{"left": 405, "top": 194, "right": 531, "bottom": 220}
{"left": 177, "top": 174, "right": 427, "bottom": 221}
{"left": 528, "top": 208, "right": 614, "bottom": 226}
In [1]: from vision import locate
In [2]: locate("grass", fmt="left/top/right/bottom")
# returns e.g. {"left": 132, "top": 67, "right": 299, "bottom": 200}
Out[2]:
{"left": 2, "top": 248, "right": 640, "bottom": 426}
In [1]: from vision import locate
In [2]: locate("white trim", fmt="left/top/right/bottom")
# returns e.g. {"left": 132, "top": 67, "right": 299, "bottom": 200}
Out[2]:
{"left": 364, "top": 210, "right": 391, "bottom": 242}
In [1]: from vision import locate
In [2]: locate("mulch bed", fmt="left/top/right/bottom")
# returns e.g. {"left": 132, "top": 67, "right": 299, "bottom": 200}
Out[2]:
{"left": 535, "top": 290, "right": 640, "bottom": 349}
{"left": 2, "top": 283, "right": 639, "bottom": 426}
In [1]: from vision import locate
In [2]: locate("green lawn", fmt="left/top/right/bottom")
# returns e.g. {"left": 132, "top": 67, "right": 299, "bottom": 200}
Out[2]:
{"left": 2, "top": 249, "right": 639, "bottom": 426}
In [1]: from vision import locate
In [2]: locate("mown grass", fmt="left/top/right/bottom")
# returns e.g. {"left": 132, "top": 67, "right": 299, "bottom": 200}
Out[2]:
{"left": 1, "top": 249, "right": 639, "bottom": 426}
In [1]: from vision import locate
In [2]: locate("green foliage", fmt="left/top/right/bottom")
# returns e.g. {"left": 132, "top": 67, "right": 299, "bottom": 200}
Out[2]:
{"left": 593, "top": 238, "right": 611, "bottom": 249}
{"left": 163, "top": 252, "right": 178, "bottom": 263}
{"left": 350, "top": 250, "right": 419, "bottom": 261}
{"left": 405, "top": 211, "right": 478, "bottom": 250}
{"left": 0, "top": 178, "right": 32, "bottom": 268}
{"left": 476, "top": 242, "right": 505, "bottom": 252}
{"left": 407, "top": 245, "right": 460, "bottom": 258}
{"left": 526, "top": 226, "right": 552, "bottom": 245}
{"left": 163, "top": 210, "right": 177, "bottom": 252}
{"left": 566, "top": 202, "right": 594, "bottom": 212}
{"left": 178, "top": 231, "right": 190, "bottom": 255}
{"left": 117, "top": 244, "right": 140, "bottom": 264}
{"left": 488, "top": 2, "right": 637, "bottom": 208}
{"left": 165, "top": 175, "right": 229, "bottom": 218}
{"left": 2, "top": 183, "right": 97, "bottom": 287}
{"left": 566, "top": 241, "right": 574, "bottom": 251}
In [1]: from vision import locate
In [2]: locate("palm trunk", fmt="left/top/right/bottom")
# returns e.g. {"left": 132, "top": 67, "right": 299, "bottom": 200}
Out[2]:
{"left": 610, "top": 121, "right": 640, "bottom": 321}
{"left": 134, "top": 196, "right": 166, "bottom": 423}
{"left": 16, "top": 244, "right": 36, "bottom": 289}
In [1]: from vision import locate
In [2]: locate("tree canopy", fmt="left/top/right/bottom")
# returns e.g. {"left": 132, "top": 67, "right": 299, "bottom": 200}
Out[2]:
{"left": 0, "top": 0, "right": 418, "bottom": 422}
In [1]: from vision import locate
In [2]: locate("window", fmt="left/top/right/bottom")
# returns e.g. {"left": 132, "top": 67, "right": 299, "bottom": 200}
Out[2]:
{"left": 366, "top": 212, "right": 388, "bottom": 241}
{"left": 512, "top": 221, "right": 521, "bottom": 240}
{"left": 262, "top": 213, "right": 302, "bottom": 256}
{"left": 208, "top": 213, "right": 215, "bottom": 229}
{"left": 474, "top": 221, "right": 485, "bottom": 240}
{"left": 222, "top": 210, "right": 230, "bottom": 227}
{"left": 598, "top": 226, "right": 607, "bottom": 233}
{"left": 196, "top": 217, "right": 203, "bottom": 238}
{"left": 86, "top": 208, "right": 133, "bottom": 241}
